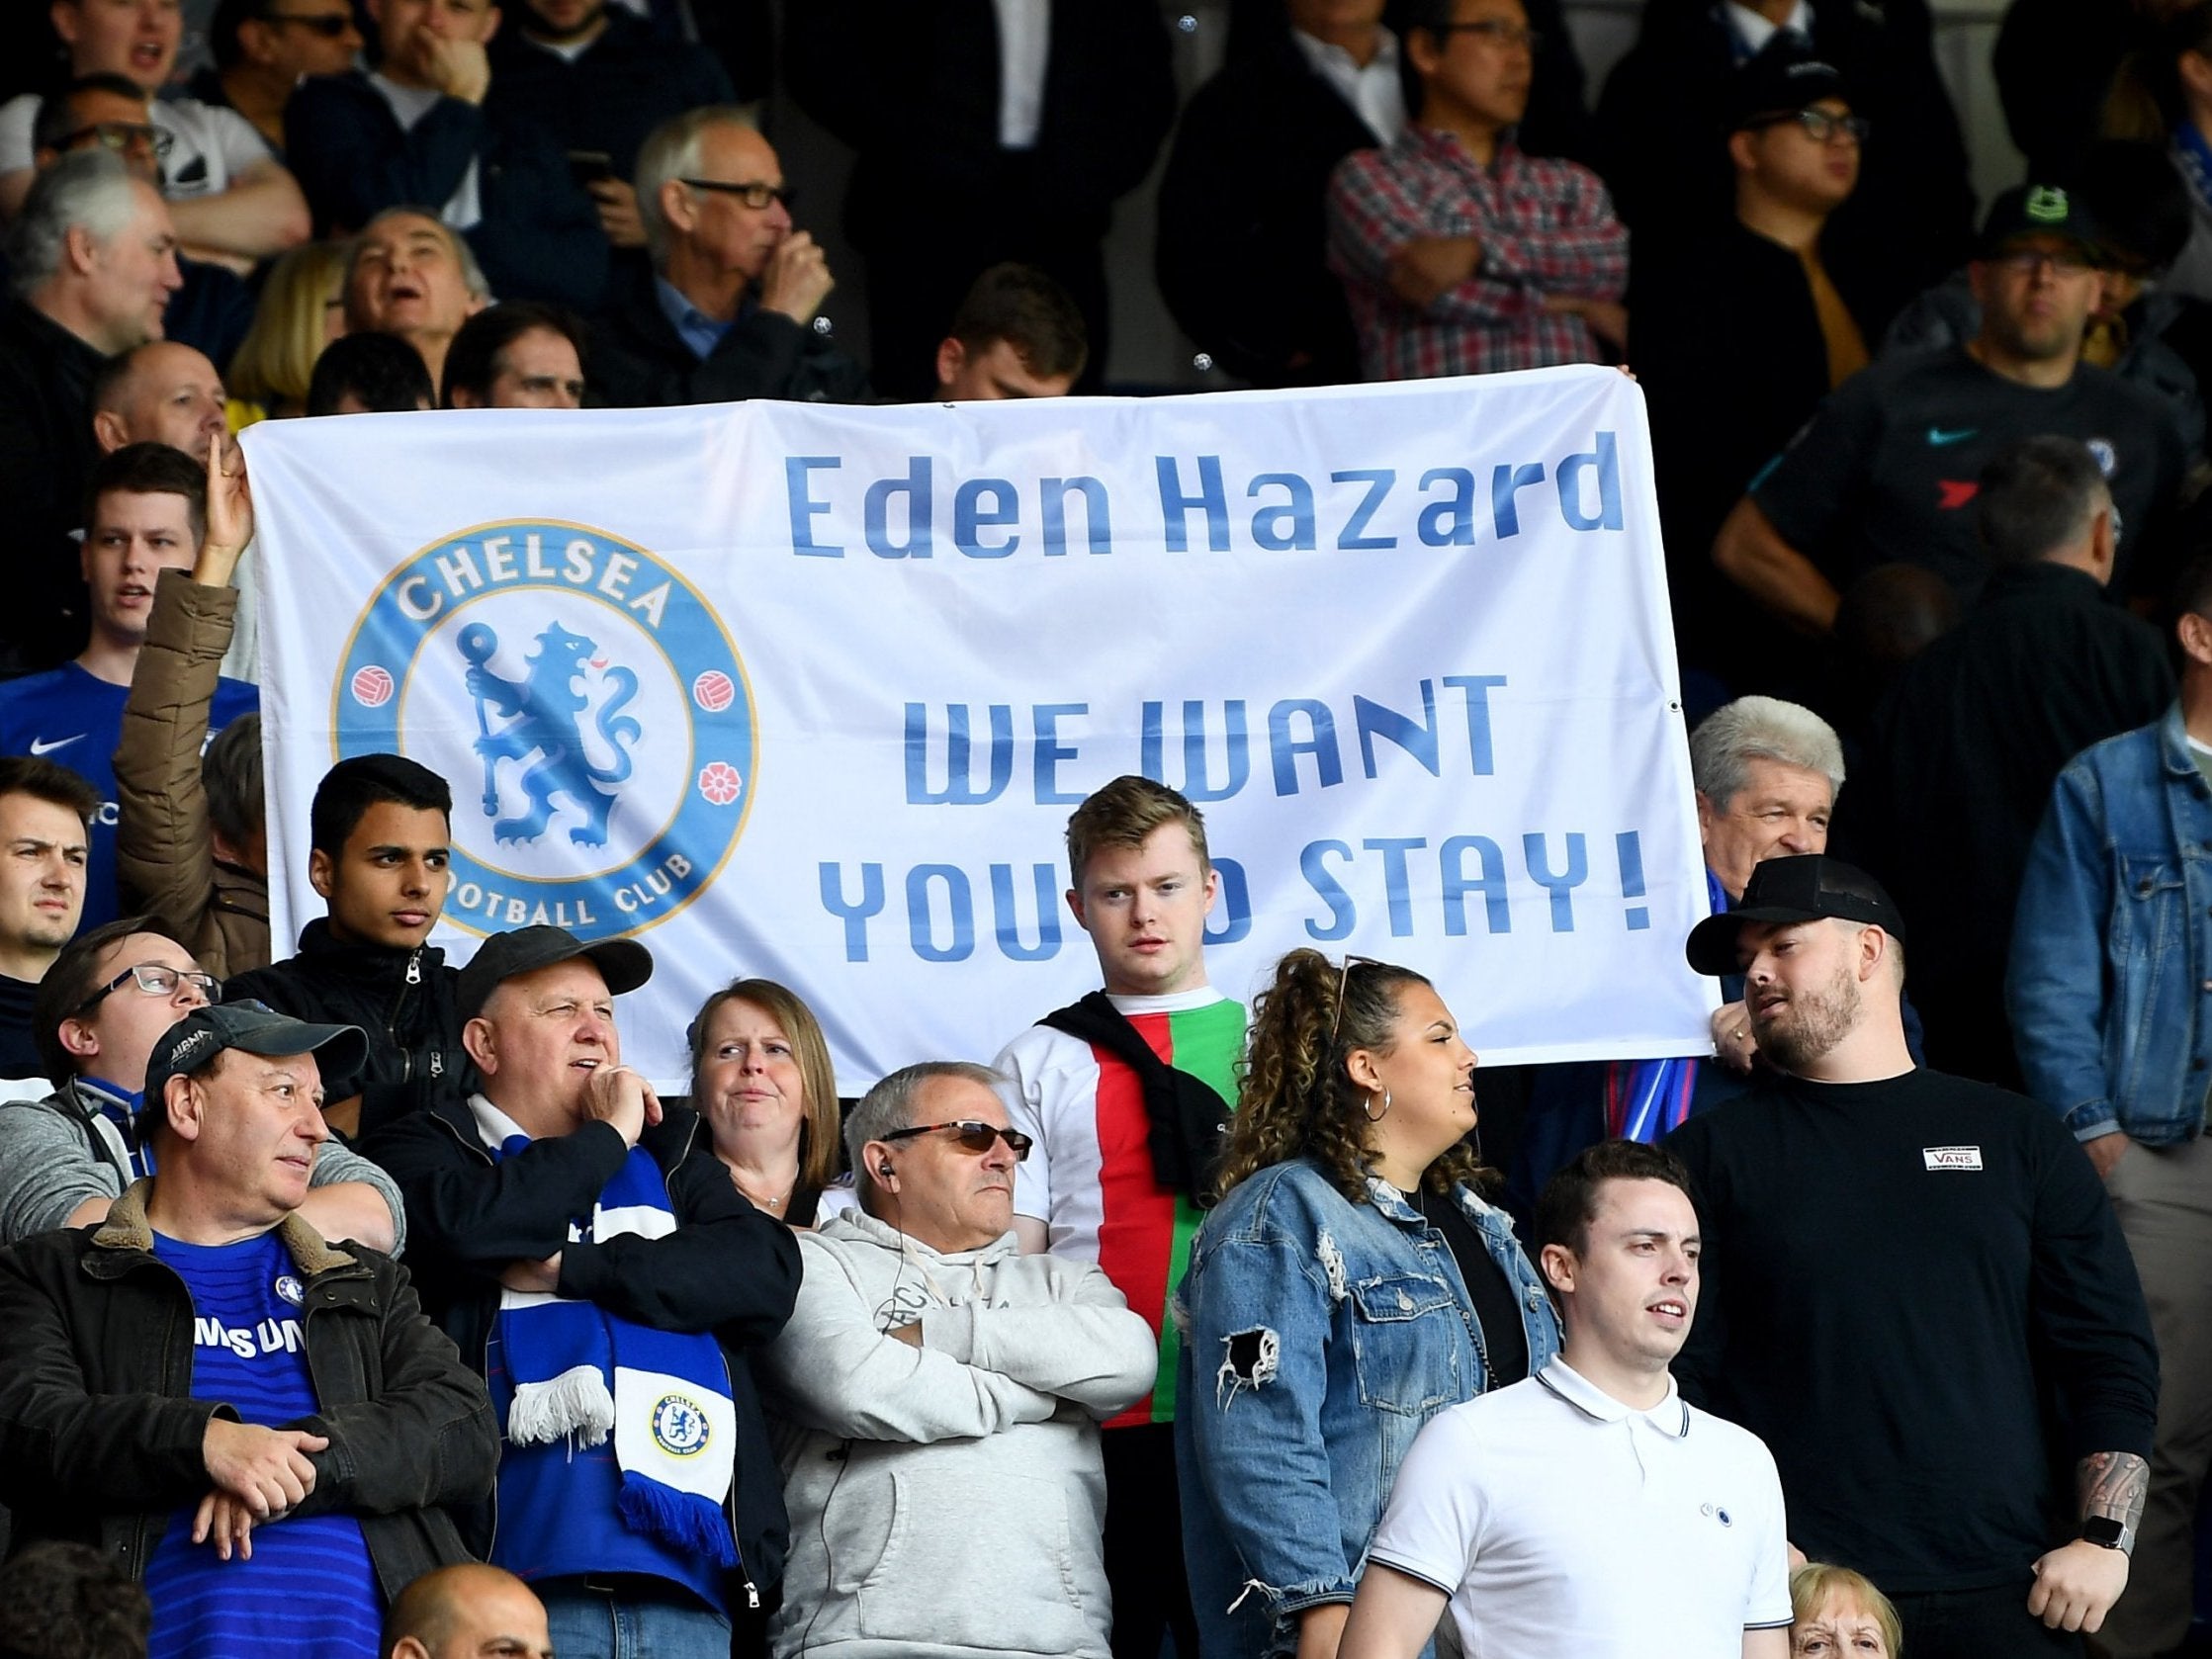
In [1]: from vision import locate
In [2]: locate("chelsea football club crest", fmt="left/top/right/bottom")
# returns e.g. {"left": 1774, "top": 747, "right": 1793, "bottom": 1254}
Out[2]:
{"left": 651, "top": 1392, "right": 711, "bottom": 1456}
{"left": 274, "top": 1274, "right": 304, "bottom": 1306}
{"left": 334, "top": 520, "right": 756, "bottom": 940}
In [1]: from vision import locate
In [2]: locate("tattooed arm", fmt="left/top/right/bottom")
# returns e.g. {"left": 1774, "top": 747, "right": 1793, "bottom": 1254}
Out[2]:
{"left": 2026, "top": 1451, "right": 2148, "bottom": 1634}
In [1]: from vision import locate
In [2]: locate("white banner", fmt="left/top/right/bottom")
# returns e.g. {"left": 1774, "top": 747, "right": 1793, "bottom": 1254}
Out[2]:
{"left": 246, "top": 365, "right": 1716, "bottom": 1093}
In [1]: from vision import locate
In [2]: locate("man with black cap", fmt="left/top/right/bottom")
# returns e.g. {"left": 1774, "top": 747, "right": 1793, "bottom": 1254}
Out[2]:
{"left": 1666, "top": 853, "right": 2158, "bottom": 1658}
{"left": 1712, "top": 183, "right": 2189, "bottom": 633}
{"left": 1632, "top": 41, "right": 1889, "bottom": 683}
{"left": 0, "top": 1001, "right": 496, "bottom": 1656}
{"left": 361, "top": 924, "right": 800, "bottom": 1659}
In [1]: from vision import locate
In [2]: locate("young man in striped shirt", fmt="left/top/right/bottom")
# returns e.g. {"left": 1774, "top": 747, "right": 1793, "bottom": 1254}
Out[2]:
{"left": 996, "top": 776, "right": 1246, "bottom": 1659}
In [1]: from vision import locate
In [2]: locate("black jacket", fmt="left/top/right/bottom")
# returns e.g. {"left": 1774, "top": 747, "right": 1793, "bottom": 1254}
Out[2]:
{"left": 588, "top": 288, "right": 871, "bottom": 408}
{"left": 0, "top": 1185, "right": 496, "bottom": 1595}
{"left": 1154, "top": 29, "right": 1378, "bottom": 387}
{"left": 226, "top": 921, "right": 465, "bottom": 1123}
{"left": 285, "top": 69, "right": 607, "bottom": 312}
{"left": 0, "top": 299, "right": 101, "bottom": 672}
{"left": 1630, "top": 218, "right": 1891, "bottom": 675}
{"left": 361, "top": 1093, "right": 802, "bottom": 1595}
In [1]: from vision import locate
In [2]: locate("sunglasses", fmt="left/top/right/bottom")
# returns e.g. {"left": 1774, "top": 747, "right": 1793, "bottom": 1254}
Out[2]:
{"left": 1329, "top": 954, "right": 1386, "bottom": 1043}
{"left": 880, "top": 1119, "right": 1033, "bottom": 1161}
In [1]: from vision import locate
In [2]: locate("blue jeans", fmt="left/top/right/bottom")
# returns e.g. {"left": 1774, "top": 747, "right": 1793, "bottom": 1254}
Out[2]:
{"left": 539, "top": 1588, "right": 731, "bottom": 1659}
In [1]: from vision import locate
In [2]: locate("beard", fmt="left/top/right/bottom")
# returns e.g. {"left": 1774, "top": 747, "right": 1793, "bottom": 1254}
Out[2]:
{"left": 1751, "top": 959, "right": 1862, "bottom": 1073}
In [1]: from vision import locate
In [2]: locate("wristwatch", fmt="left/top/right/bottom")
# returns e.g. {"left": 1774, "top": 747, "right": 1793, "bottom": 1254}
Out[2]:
{"left": 2082, "top": 1516, "right": 2136, "bottom": 1555}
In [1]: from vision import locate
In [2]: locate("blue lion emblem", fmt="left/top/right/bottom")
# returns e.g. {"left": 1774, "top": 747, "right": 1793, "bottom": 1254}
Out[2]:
{"left": 459, "top": 620, "right": 641, "bottom": 846}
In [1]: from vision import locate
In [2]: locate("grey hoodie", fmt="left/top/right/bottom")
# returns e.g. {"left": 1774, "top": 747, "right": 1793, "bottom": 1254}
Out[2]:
{"left": 759, "top": 1209, "right": 1156, "bottom": 1659}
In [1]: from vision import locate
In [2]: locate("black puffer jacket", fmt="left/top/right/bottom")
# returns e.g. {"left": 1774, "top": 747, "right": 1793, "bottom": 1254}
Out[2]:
{"left": 227, "top": 921, "right": 466, "bottom": 1124}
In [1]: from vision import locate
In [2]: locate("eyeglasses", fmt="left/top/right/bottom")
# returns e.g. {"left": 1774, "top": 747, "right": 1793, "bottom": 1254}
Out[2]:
{"left": 264, "top": 11, "right": 356, "bottom": 34}
{"left": 1746, "top": 107, "right": 1870, "bottom": 145}
{"left": 1430, "top": 19, "right": 1544, "bottom": 51}
{"left": 74, "top": 962, "right": 221, "bottom": 1017}
{"left": 680, "top": 178, "right": 796, "bottom": 211}
{"left": 1991, "top": 248, "right": 2097, "bottom": 278}
{"left": 881, "top": 1119, "right": 1034, "bottom": 1161}
{"left": 57, "top": 122, "right": 174, "bottom": 160}
{"left": 1329, "top": 954, "right": 1386, "bottom": 1044}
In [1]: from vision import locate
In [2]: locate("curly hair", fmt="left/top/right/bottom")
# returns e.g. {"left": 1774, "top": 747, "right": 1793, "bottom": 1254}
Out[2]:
{"left": 1214, "top": 948, "right": 1488, "bottom": 1204}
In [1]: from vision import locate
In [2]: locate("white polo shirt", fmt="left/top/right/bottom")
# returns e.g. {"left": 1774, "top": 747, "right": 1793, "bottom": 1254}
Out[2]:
{"left": 1368, "top": 1357, "right": 1793, "bottom": 1659}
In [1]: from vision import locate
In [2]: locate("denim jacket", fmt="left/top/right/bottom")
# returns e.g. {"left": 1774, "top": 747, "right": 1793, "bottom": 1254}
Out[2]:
{"left": 2010, "top": 704, "right": 2212, "bottom": 1146}
{"left": 1174, "top": 1157, "right": 1561, "bottom": 1659}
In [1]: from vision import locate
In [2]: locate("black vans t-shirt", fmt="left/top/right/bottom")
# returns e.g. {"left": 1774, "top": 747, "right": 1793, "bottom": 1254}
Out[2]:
{"left": 1752, "top": 345, "right": 2186, "bottom": 603}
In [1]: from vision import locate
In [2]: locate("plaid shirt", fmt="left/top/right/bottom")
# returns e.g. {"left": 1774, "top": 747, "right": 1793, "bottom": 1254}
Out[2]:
{"left": 1327, "top": 127, "right": 1628, "bottom": 381}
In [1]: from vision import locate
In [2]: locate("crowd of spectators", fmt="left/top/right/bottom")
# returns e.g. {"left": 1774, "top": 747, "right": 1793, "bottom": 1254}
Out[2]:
{"left": 0, "top": 0, "right": 2210, "bottom": 1657}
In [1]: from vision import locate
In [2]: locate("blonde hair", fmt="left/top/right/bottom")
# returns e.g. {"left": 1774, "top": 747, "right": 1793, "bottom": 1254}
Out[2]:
{"left": 226, "top": 239, "right": 348, "bottom": 410}
{"left": 1789, "top": 1563, "right": 1902, "bottom": 1656}
{"left": 686, "top": 978, "right": 842, "bottom": 1192}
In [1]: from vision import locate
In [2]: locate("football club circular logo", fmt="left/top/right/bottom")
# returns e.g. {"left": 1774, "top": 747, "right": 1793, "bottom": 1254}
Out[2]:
{"left": 274, "top": 1274, "right": 304, "bottom": 1306}
{"left": 652, "top": 1392, "right": 711, "bottom": 1456}
{"left": 334, "top": 520, "right": 756, "bottom": 941}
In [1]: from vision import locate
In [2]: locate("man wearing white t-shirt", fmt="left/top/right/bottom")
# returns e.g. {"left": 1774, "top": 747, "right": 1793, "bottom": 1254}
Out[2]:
{"left": 1339, "top": 1140, "right": 1793, "bottom": 1659}
{"left": 0, "top": 0, "right": 310, "bottom": 269}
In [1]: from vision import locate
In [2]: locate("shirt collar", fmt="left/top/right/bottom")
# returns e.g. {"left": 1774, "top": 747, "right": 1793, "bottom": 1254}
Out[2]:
{"left": 468, "top": 1091, "right": 532, "bottom": 1152}
{"left": 654, "top": 275, "right": 731, "bottom": 360}
{"left": 1725, "top": 0, "right": 1814, "bottom": 55}
{"left": 1537, "top": 1355, "right": 1691, "bottom": 1438}
{"left": 1290, "top": 25, "right": 1399, "bottom": 77}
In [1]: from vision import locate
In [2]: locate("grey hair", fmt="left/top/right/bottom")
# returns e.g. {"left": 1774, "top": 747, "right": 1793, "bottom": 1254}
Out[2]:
{"left": 634, "top": 105, "right": 760, "bottom": 271}
{"left": 345, "top": 206, "right": 491, "bottom": 308}
{"left": 1689, "top": 695, "right": 1845, "bottom": 806}
{"left": 8, "top": 149, "right": 142, "bottom": 300}
{"left": 844, "top": 1061, "right": 1007, "bottom": 1194}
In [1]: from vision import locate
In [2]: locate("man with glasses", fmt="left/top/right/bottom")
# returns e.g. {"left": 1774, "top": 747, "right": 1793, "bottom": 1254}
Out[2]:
{"left": 363, "top": 924, "right": 801, "bottom": 1659}
{"left": 0, "top": 913, "right": 403, "bottom": 1248}
{"left": 591, "top": 105, "right": 867, "bottom": 407}
{"left": 285, "top": 0, "right": 606, "bottom": 310}
{"left": 0, "top": 0, "right": 311, "bottom": 272}
{"left": 1326, "top": 0, "right": 1627, "bottom": 381}
{"left": 196, "top": 0, "right": 366, "bottom": 154}
{"left": 0, "top": 442, "right": 258, "bottom": 933}
{"left": 759, "top": 1060, "right": 1155, "bottom": 1659}
{"left": 1632, "top": 42, "right": 1886, "bottom": 685}
{"left": 1714, "top": 184, "right": 2190, "bottom": 631}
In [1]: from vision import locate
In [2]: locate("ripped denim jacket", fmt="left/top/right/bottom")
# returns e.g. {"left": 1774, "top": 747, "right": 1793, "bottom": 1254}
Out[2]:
{"left": 1173, "top": 1158, "right": 1560, "bottom": 1658}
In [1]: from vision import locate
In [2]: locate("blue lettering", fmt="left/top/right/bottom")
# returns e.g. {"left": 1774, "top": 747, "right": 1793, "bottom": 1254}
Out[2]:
{"left": 1557, "top": 431, "right": 1624, "bottom": 531}
{"left": 1443, "top": 674, "right": 1508, "bottom": 775}
{"left": 1332, "top": 469, "right": 1397, "bottom": 549}
{"left": 1158, "top": 455, "right": 1229, "bottom": 553}
{"left": 991, "top": 863, "right": 1062, "bottom": 961}
{"left": 1139, "top": 700, "right": 1250, "bottom": 803}
{"left": 1525, "top": 832, "right": 1589, "bottom": 931}
{"left": 954, "top": 478, "right": 1020, "bottom": 558}
{"left": 1300, "top": 840, "right": 1357, "bottom": 940}
{"left": 1032, "top": 704, "right": 1086, "bottom": 804}
{"left": 1441, "top": 835, "right": 1511, "bottom": 934}
{"left": 1417, "top": 468, "right": 1477, "bottom": 547}
{"left": 1490, "top": 462, "right": 1547, "bottom": 539}
{"left": 904, "top": 703, "right": 1014, "bottom": 805}
{"left": 907, "top": 865, "right": 975, "bottom": 961}
{"left": 819, "top": 862, "right": 885, "bottom": 960}
{"left": 786, "top": 457, "right": 842, "bottom": 556}
{"left": 1269, "top": 699, "right": 1344, "bottom": 796}
{"left": 1040, "top": 477, "right": 1111, "bottom": 556}
{"left": 1202, "top": 856, "right": 1254, "bottom": 945}
{"left": 1355, "top": 680, "right": 1440, "bottom": 779}
{"left": 865, "top": 457, "right": 933, "bottom": 559}
{"left": 1364, "top": 836, "right": 1426, "bottom": 936}
{"left": 1247, "top": 473, "right": 1316, "bottom": 551}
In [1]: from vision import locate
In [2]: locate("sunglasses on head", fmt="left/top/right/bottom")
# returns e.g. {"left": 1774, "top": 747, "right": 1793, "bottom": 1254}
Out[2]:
{"left": 880, "top": 1119, "right": 1033, "bottom": 1160}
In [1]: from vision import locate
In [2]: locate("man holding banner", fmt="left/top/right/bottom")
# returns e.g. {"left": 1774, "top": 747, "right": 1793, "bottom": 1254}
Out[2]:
{"left": 996, "top": 776, "right": 1243, "bottom": 1658}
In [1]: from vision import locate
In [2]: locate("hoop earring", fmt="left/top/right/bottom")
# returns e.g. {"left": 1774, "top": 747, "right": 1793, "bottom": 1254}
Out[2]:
{"left": 1364, "top": 1088, "right": 1391, "bottom": 1123}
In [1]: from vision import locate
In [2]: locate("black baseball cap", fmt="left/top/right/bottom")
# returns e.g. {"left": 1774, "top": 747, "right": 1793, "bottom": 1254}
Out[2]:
{"left": 1978, "top": 183, "right": 2104, "bottom": 263}
{"left": 457, "top": 924, "right": 654, "bottom": 1020}
{"left": 141, "top": 1002, "right": 368, "bottom": 1114}
{"left": 1725, "top": 40, "right": 1849, "bottom": 131}
{"left": 1684, "top": 854, "right": 1907, "bottom": 976}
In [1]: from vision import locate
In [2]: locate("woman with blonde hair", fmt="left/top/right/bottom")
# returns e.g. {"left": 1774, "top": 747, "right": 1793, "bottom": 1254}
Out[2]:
{"left": 685, "top": 976, "right": 843, "bottom": 1228}
{"left": 1790, "top": 1562, "right": 1902, "bottom": 1657}
{"left": 226, "top": 238, "right": 349, "bottom": 423}
{"left": 1178, "top": 948, "right": 1559, "bottom": 1659}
